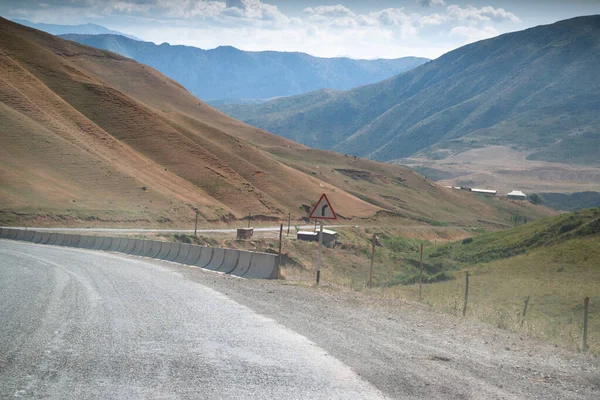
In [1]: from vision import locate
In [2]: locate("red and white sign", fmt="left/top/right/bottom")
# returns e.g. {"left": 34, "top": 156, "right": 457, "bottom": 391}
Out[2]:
{"left": 309, "top": 193, "right": 337, "bottom": 220}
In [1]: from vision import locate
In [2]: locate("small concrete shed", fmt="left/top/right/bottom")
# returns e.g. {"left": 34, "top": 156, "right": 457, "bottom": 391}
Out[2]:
{"left": 297, "top": 229, "right": 338, "bottom": 247}
{"left": 507, "top": 190, "right": 527, "bottom": 200}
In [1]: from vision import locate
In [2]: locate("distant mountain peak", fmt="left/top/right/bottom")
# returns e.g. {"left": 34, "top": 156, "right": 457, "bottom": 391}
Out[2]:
{"left": 58, "top": 33, "right": 429, "bottom": 103}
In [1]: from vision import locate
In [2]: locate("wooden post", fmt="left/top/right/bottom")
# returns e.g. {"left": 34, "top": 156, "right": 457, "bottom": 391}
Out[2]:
{"left": 316, "top": 220, "right": 323, "bottom": 285}
{"left": 287, "top": 212, "right": 291, "bottom": 236}
{"left": 463, "top": 271, "right": 470, "bottom": 316}
{"left": 194, "top": 210, "right": 198, "bottom": 236}
{"left": 247, "top": 212, "right": 251, "bottom": 228}
{"left": 520, "top": 295, "right": 530, "bottom": 327}
{"left": 419, "top": 242, "right": 424, "bottom": 301}
{"left": 278, "top": 224, "right": 283, "bottom": 279}
{"left": 369, "top": 233, "right": 376, "bottom": 289}
{"left": 583, "top": 297, "right": 590, "bottom": 352}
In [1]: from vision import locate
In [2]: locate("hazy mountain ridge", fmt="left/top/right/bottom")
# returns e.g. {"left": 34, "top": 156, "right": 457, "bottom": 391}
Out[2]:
{"left": 219, "top": 16, "right": 600, "bottom": 165}
{"left": 12, "top": 19, "right": 139, "bottom": 40}
{"left": 58, "top": 33, "right": 428, "bottom": 102}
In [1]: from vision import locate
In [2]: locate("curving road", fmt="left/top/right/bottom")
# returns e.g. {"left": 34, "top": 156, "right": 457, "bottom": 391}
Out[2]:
{"left": 0, "top": 240, "right": 385, "bottom": 399}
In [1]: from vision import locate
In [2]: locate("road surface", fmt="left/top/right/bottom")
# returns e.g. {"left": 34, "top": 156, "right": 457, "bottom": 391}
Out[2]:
{"left": 1, "top": 240, "right": 598, "bottom": 399}
{"left": 1, "top": 225, "right": 350, "bottom": 234}
{"left": 0, "top": 240, "right": 385, "bottom": 399}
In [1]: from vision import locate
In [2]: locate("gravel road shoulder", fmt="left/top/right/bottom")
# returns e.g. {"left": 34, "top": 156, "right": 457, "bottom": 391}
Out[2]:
{"left": 163, "top": 260, "right": 599, "bottom": 399}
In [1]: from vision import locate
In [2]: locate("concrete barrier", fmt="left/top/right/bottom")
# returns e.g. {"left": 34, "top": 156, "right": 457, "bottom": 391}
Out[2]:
{"left": 228, "top": 251, "right": 251, "bottom": 276}
{"left": 204, "top": 248, "right": 225, "bottom": 271}
{"left": 183, "top": 245, "right": 203, "bottom": 265}
{"left": 89, "top": 236, "right": 104, "bottom": 250}
{"left": 173, "top": 244, "right": 191, "bottom": 264}
{"left": 164, "top": 243, "right": 182, "bottom": 262}
{"left": 32, "top": 231, "right": 44, "bottom": 243}
{"left": 107, "top": 238, "right": 122, "bottom": 251}
{"left": 219, "top": 249, "right": 241, "bottom": 274}
{"left": 75, "top": 235, "right": 87, "bottom": 248}
{"left": 57, "top": 233, "right": 73, "bottom": 246}
{"left": 123, "top": 239, "right": 137, "bottom": 254}
{"left": 39, "top": 232, "right": 51, "bottom": 244}
{"left": 115, "top": 238, "right": 130, "bottom": 253}
{"left": 46, "top": 233, "right": 58, "bottom": 245}
{"left": 83, "top": 235, "right": 98, "bottom": 249}
{"left": 57, "top": 234, "right": 71, "bottom": 246}
{"left": 136, "top": 240, "right": 152, "bottom": 257}
{"left": 147, "top": 241, "right": 163, "bottom": 258}
{"left": 65, "top": 235, "right": 79, "bottom": 247}
{"left": 24, "top": 230, "right": 36, "bottom": 242}
{"left": 127, "top": 239, "right": 142, "bottom": 255}
{"left": 194, "top": 247, "right": 214, "bottom": 268}
{"left": 0, "top": 231, "right": 279, "bottom": 279}
{"left": 55, "top": 233, "right": 68, "bottom": 246}
{"left": 245, "top": 252, "right": 278, "bottom": 279}
{"left": 99, "top": 237, "right": 113, "bottom": 251}
{"left": 156, "top": 242, "right": 172, "bottom": 260}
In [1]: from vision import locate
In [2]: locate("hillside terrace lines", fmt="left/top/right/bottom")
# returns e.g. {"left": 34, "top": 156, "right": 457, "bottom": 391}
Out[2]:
{"left": 0, "top": 46, "right": 225, "bottom": 212}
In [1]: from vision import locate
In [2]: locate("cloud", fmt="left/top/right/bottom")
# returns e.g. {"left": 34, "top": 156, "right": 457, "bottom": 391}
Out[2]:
{"left": 446, "top": 5, "right": 521, "bottom": 23}
{"left": 417, "top": 0, "right": 445, "bottom": 7}
{"left": 303, "top": 5, "right": 355, "bottom": 18}
{"left": 450, "top": 25, "right": 499, "bottom": 41}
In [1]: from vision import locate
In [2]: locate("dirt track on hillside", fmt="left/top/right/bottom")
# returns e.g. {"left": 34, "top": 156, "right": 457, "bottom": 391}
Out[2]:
{"left": 168, "top": 261, "right": 599, "bottom": 399}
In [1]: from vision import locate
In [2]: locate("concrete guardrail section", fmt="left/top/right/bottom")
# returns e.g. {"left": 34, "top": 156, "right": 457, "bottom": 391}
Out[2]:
{"left": 1, "top": 228, "right": 278, "bottom": 279}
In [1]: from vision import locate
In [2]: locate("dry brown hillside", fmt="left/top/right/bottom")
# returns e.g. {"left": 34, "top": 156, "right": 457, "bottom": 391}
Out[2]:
{"left": 0, "top": 18, "right": 552, "bottom": 227}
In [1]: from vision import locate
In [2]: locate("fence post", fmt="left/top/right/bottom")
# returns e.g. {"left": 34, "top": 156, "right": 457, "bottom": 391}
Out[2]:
{"left": 583, "top": 297, "right": 590, "bottom": 352}
{"left": 369, "top": 233, "right": 376, "bottom": 289}
{"left": 278, "top": 224, "right": 283, "bottom": 279}
{"left": 520, "top": 295, "right": 530, "bottom": 327}
{"left": 463, "top": 271, "right": 470, "bottom": 317}
{"left": 419, "top": 243, "right": 424, "bottom": 301}
{"left": 287, "top": 213, "right": 291, "bottom": 236}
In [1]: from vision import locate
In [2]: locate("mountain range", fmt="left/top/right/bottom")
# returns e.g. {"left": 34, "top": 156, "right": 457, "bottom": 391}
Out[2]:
{"left": 2, "top": 17, "right": 544, "bottom": 227}
{"left": 218, "top": 16, "right": 600, "bottom": 166}
{"left": 12, "top": 19, "right": 139, "bottom": 40}
{"left": 58, "top": 33, "right": 428, "bottom": 104}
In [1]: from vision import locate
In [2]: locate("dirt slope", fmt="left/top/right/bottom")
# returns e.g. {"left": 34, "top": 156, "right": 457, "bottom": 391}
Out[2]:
{"left": 0, "top": 18, "right": 551, "bottom": 227}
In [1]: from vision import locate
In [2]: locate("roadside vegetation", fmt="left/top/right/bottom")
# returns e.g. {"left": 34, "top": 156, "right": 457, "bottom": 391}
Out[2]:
{"left": 275, "top": 208, "right": 600, "bottom": 353}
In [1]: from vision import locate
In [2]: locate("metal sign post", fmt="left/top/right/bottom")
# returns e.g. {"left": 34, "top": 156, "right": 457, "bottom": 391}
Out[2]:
{"left": 316, "top": 220, "right": 324, "bottom": 284}
{"left": 308, "top": 193, "right": 337, "bottom": 285}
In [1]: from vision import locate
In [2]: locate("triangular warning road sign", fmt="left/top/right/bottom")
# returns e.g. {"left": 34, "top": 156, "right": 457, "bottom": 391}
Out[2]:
{"left": 309, "top": 193, "right": 337, "bottom": 220}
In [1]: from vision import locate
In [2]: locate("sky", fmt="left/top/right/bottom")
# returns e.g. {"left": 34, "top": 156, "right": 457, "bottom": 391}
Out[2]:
{"left": 2, "top": 0, "right": 599, "bottom": 59}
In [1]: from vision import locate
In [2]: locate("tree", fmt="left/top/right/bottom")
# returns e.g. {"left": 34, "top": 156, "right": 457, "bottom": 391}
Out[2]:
{"left": 528, "top": 193, "right": 542, "bottom": 205}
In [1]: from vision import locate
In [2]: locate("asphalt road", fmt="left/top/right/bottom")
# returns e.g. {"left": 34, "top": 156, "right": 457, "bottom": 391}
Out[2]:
{"left": 0, "top": 240, "right": 386, "bottom": 399}
{"left": 1, "top": 225, "right": 349, "bottom": 234}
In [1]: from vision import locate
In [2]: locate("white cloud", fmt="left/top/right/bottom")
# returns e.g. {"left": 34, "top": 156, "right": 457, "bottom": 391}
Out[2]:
{"left": 2, "top": 0, "right": 524, "bottom": 60}
{"left": 446, "top": 5, "right": 521, "bottom": 23}
{"left": 303, "top": 5, "right": 355, "bottom": 18}
{"left": 417, "top": 0, "right": 445, "bottom": 8}
{"left": 450, "top": 25, "right": 499, "bottom": 41}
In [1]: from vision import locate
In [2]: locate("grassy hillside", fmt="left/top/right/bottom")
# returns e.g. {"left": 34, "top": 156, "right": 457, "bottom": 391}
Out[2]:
{"left": 219, "top": 16, "right": 600, "bottom": 165}
{"left": 0, "top": 18, "right": 550, "bottom": 228}
{"left": 275, "top": 208, "right": 600, "bottom": 352}
{"left": 539, "top": 191, "right": 600, "bottom": 212}
{"left": 59, "top": 33, "right": 428, "bottom": 102}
